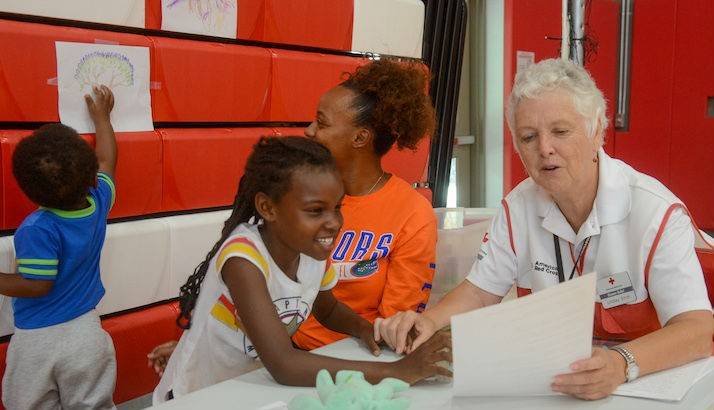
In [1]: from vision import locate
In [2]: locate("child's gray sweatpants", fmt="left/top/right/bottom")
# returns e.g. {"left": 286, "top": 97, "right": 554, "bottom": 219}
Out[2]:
{"left": 2, "top": 310, "right": 117, "bottom": 410}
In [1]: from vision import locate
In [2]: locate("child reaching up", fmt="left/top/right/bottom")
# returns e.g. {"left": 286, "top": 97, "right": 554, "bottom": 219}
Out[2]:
{"left": 153, "top": 137, "right": 451, "bottom": 403}
{"left": 2, "top": 85, "right": 118, "bottom": 410}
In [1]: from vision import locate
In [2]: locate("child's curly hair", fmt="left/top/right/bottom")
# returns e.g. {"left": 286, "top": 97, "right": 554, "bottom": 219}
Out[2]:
{"left": 12, "top": 124, "right": 98, "bottom": 209}
{"left": 341, "top": 59, "right": 436, "bottom": 156}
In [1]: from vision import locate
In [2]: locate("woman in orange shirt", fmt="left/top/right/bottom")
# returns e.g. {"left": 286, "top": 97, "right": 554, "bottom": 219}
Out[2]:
{"left": 293, "top": 58, "right": 438, "bottom": 350}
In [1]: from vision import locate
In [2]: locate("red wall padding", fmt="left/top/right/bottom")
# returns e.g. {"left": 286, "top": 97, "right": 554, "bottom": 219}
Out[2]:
{"left": 0, "top": 302, "right": 182, "bottom": 407}
{"left": 151, "top": 37, "right": 271, "bottom": 122}
{"left": 0, "top": 19, "right": 364, "bottom": 124}
{"left": 502, "top": 0, "right": 560, "bottom": 192}
{"left": 0, "top": 20, "right": 153, "bottom": 122}
{"left": 271, "top": 127, "right": 307, "bottom": 138}
{"left": 269, "top": 50, "right": 365, "bottom": 122}
{"left": 161, "top": 128, "right": 268, "bottom": 212}
{"left": 0, "top": 130, "right": 162, "bottom": 229}
{"left": 667, "top": 1, "right": 714, "bottom": 229}
{"left": 102, "top": 302, "right": 183, "bottom": 404}
{"left": 261, "top": 0, "right": 353, "bottom": 50}
{"left": 610, "top": 0, "right": 677, "bottom": 187}
{"left": 382, "top": 138, "right": 431, "bottom": 187}
{"left": 237, "top": 0, "right": 266, "bottom": 41}
{"left": 145, "top": 0, "right": 351, "bottom": 51}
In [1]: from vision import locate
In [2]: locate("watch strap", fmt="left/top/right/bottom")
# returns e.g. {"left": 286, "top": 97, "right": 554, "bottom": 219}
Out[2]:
{"left": 610, "top": 345, "right": 637, "bottom": 382}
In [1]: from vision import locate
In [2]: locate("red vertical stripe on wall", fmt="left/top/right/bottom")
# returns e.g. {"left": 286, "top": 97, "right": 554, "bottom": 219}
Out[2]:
{"left": 503, "top": 0, "right": 561, "bottom": 194}
{"left": 611, "top": 0, "right": 677, "bottom": 185}
{"left": 668, "top": 0, "right": 714, "bottom": 229}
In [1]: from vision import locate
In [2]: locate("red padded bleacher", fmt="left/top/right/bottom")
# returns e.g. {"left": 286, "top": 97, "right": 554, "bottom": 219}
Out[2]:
{"left": 103, "top": 302, "right": 183, "bottom": 404}
{"left": 151, "top": 37, "right": 271, "bottom": 122}
{"left": 237, "top": 0, "right": 266, "bottom": 40}
{"left": 0, "top": 7, "right": 409, "bottom": 406}
{"left": 160, "top": 128, "right": 267, "bottom": 212}
{"left": 269, "top": 50, "right": 365, "bottom": 121}
{"left": 262, "top": 0, "right": 353, "bottom": 50}
{"left": 271, "top": 127, "right": 307, "bottom": 138}
{"left": 382, "top": 138, "right": 431, "bottom": 187}
{"left": 0, "top": 20, "right": 153, "bottom": 122}
{"left": 0, "top": 130, "right": 163, "bottom": 229}
{"left": 105, "top": 132, "right": 163, "bottom": 219}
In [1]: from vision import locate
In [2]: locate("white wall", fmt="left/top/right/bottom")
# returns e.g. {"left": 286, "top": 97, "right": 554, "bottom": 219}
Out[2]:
{"left": 483, "top": 0, "right": 504, "bottom": 207}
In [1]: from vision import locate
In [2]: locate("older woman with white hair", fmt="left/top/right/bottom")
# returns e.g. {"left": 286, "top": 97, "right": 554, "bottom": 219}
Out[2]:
{"left": 374, "top": 58, "right": 713, "bottom": 400}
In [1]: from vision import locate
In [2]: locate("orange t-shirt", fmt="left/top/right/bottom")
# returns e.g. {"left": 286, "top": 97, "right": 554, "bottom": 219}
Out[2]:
{"left": 292, "top": 175, "right": 437, "bottom": 350}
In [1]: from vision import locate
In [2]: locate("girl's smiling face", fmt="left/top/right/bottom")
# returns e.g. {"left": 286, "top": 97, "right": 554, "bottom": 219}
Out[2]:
{"left": 262, "top": 166, "right": 344, "bottom": 263}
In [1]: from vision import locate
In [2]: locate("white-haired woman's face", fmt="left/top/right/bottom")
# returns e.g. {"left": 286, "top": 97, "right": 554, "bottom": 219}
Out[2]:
{"left": 513, "top": 88, "right": 601, "bottom": 198}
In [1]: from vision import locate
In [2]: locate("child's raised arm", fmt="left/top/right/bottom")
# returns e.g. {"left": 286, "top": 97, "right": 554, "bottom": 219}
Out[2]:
{"left": 85, "top": 85, "right": 117, "bottom": 178}
{"left": 222, "top": 257, "right": 452, "bottom": 387}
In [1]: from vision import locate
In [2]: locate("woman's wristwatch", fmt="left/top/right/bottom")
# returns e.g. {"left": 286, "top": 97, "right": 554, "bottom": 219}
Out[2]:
{"left": 610, "top": 345, "right": 640, "bottom": 382}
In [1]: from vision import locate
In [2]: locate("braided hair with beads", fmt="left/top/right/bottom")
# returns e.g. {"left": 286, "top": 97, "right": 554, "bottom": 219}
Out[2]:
{"left": 176, "top": 136, "right": 337, "bottom": 329}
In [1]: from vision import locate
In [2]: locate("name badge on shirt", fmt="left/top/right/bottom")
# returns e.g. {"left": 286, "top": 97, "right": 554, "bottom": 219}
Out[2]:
{"left": 597, "top": 271, "right": 637, "bottom": 309}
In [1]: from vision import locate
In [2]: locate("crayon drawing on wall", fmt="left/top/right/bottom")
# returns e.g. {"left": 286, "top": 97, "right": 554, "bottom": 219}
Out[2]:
{"left": 56, "top": 42, "right": 153, "bottom": 133}
{"left": 161, "top": 0, "right": 238, "bottom": 38}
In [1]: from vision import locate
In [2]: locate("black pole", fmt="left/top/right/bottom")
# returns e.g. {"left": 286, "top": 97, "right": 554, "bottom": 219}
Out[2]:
{"left": 422, "top": 0, "right": 468, "bottom": 207}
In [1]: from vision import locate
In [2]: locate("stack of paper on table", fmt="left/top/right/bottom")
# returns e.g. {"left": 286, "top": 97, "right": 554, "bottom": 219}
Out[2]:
{"left": 614, "top": 357, "right": 714, "bottom": 401}
{"left": 451, "top": 273, "right": 596, "bottom": 396}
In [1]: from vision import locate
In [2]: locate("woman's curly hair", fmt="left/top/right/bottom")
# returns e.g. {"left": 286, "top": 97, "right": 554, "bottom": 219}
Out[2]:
{"left": 12, "top": 124, "right": 98, "bottom": 209}
{"left": 341, "top": 59, "right": 436, "bottom": 156}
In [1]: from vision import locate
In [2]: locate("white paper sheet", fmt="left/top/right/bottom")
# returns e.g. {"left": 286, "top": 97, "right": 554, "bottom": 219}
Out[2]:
{"left": 161, "top": 0, "right": 237, "bottom": 39}
{"left": 451, "top": 273, "right": 596, "bottom": 396}
{"left": 56, "top": 42, "right": 153, "bottom": 134}
{"left": 613, "top": 357, "right": 714, "bottom": 401}
{"left": 0, "top": 0, "right": 145, "bottom": 28}
{"left": 352, "top": 0, "right": 424, "bottom": 58}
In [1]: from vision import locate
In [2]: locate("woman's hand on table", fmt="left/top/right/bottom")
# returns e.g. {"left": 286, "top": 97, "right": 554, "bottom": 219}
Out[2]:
{"left": 374, "top": 311, "right": 438, "bottom": 355}
{"left": 551, "top": 347, "right": 626, "bottom": 400}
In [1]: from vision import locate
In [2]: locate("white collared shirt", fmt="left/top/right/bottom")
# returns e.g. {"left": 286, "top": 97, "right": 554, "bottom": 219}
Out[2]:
{"left": 467, "top": 149, "right": 712, "bottom": 325}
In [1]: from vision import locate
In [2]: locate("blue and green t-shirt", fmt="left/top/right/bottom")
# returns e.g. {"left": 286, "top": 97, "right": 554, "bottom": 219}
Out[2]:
{"left": 13, "top": 172, "right": 116, "bottom": 329}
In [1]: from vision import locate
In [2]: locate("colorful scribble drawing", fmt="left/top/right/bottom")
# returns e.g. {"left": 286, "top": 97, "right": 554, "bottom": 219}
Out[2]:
{"left": 74, "top": 51, "right": 135, "bottom": 91}
{"left": 166, "top": 0, "right": 236, "bottom": 31}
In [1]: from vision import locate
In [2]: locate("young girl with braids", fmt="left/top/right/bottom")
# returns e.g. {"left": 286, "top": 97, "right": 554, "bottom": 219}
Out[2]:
{"left": 152, "top": 136, "right": 451, "bottom": 403}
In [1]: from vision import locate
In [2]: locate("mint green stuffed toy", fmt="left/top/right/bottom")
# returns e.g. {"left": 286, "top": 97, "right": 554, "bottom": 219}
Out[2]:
{"left": 288, "top": 369, "right": 410, "bottom": 410}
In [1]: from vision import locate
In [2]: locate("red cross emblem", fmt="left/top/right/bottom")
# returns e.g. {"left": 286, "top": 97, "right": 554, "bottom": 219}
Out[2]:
{"left": 608, "top": 277, "right": 615, "bottom": 285}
